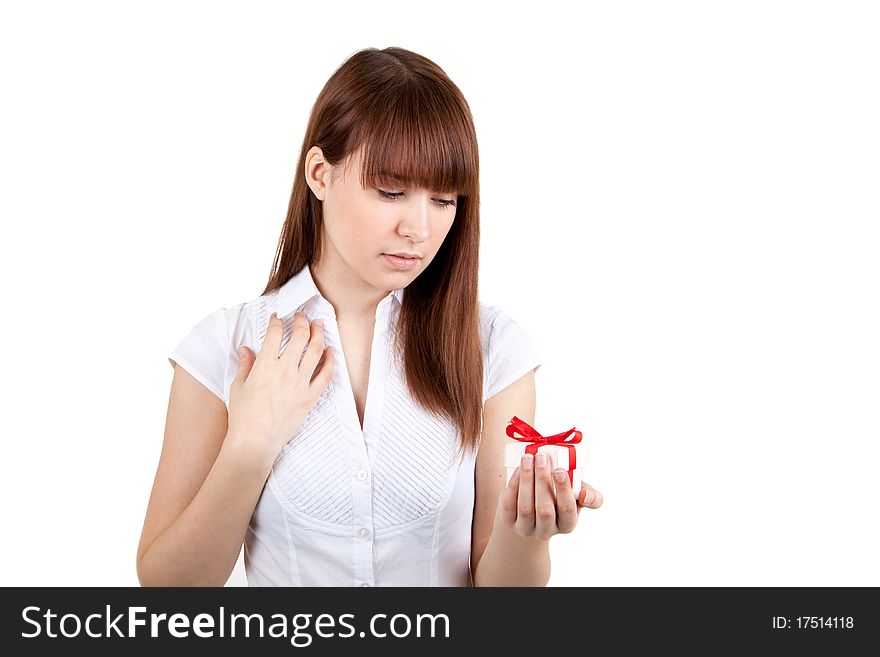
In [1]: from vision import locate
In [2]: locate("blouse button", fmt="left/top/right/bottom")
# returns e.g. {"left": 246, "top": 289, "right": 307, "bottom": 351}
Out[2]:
{"left": 355, "top": 469, "right": 368, "bottom": 481}
{"left": 358, "top": 527, "right": 371, "bottom": 539}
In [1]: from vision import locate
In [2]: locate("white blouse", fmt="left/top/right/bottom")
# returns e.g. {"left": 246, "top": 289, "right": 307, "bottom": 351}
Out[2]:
{"left": 167, "top": 264, "right": 541, "bottom": 586}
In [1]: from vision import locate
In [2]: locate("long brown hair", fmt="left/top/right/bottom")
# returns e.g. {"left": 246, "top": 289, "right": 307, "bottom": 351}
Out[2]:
{"left": 261, "top": 47, "right": 482, "bottom": 464}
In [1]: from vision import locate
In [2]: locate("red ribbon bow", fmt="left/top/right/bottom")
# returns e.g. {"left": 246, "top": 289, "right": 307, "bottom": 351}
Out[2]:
{"left": 506, "top": 416, "right": 583, "bottom": 486}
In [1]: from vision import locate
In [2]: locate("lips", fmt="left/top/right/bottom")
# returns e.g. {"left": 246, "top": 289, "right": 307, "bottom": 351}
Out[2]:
{"left": 382, "top": 253, "right": 420, "bottom": 270}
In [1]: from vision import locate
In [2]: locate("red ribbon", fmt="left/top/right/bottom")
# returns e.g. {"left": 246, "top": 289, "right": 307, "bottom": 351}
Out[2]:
{"left": 506, "top": 416, "right": 583, "bottom": 487}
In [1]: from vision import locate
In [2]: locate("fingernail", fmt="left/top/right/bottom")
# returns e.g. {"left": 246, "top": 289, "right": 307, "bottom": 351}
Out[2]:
{"left": 553, "top": 469, "right": 566, "bottom": 483}
{"left": 521, "top": 454, "right": 533, "bottom": 470}
{"left": 585, "top": 490, "right": 596, "bottom": 505}
{"left": 536, "top": 453, "right": 547, "bottom": 467}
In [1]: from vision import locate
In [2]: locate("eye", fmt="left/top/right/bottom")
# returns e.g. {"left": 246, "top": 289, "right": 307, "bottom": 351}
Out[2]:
{"left": 376, "top": 189, "right": 404, "bottom": 200}
{"left": 376, "top": 189, "right": 456, "bottom": 208}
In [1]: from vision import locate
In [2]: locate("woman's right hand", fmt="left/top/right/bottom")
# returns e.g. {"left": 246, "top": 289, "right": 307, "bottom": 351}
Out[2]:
{"left": 227, "top": 311, "right": 334, "bottom": 463}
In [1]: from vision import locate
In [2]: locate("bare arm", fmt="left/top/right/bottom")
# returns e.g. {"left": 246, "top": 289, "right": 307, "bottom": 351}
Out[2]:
{"left": 470, "top": 370, "right": 551, "bottom": 586}
{"left": 136, "top": 366, "right": 273, "bottom": 586}
{"left": 138, "top": 312, "right": 332, "bottom": 586}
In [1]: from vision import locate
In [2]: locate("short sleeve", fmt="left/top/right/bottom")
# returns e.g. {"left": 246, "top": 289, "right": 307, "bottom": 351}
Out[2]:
{"left": 168, "top": 307, "right": 229, "bottom": 403}
{"left": 484, "top": 307, "right": 542, "bottom": 401}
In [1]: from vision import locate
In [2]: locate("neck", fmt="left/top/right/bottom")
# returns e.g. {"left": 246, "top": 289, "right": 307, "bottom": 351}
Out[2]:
{"left": 310, "top": 251, "right": 390, "bottom": 323}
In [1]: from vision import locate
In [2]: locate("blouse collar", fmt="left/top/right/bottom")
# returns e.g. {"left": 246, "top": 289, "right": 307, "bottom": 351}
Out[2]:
{"left": 274, "top": 264, "right": 403, "bottom": 318}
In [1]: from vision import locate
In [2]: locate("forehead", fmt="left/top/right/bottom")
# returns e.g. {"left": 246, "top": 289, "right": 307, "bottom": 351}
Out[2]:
{"left": 344, "top": 147, "right": 458, "bottom": 193}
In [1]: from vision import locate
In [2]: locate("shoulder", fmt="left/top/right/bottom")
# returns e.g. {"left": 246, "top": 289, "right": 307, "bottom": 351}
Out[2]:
{"left": 176, "top": 280, "right": 301, "bottom": 351}
{"left": 478, "top": 301, "right": 502, "bottom": 341}
{"left": 478, "top": 300, "right": 542, "bottom": 403}
{"left": 477, "top": 301, "right": 522, "bottom": 345}
{"left": 478, "top": 300, "right": 540, "bottom": 358}
{"left": 179, "top": 301, "right": 250, "bottom": 339}
{"left": 167, "top": 299, "right": 252, "bottom": 400}
{"left": 202, "top": 286, "right": 277, "bottom": 333}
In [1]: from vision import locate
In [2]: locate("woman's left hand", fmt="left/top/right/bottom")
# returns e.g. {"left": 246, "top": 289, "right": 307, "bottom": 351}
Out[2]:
{"left": 496, "top": 452, "right": 603, "bottom": 541}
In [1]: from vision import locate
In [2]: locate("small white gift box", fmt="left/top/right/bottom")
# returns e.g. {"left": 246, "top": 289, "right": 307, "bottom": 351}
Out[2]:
{"left": 504, "top": 442, "right": 586, "bottom": 500}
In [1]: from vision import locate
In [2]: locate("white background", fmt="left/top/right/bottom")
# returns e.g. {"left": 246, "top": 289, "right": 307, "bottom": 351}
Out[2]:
{"left": 1, "top": 0, "right": 877, "bottom": 586}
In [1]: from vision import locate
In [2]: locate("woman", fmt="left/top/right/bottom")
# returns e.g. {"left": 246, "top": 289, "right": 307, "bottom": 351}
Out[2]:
{"left": 137, "top": 46, "right": 603, "bottom": 587}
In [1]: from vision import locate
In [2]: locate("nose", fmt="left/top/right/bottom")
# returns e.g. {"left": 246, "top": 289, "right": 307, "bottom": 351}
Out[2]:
{"left": 397, "top": 197, "right": 431, "bottom": 243}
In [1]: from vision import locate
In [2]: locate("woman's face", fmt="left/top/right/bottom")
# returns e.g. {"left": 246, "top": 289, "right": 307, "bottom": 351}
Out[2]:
{"left": 305, "top": 145, "right": 457, "bottom": 292}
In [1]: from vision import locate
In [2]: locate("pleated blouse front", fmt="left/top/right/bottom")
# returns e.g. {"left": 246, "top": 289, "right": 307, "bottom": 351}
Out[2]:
{"left": 168, "top": 265, "right": 542, "bottom": 586}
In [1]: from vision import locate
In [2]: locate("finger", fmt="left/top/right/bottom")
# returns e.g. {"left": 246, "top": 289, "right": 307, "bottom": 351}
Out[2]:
{"left": 576, "top": 482, "right": 597, "bottom": 504}
{"left": 577, "top": 483, "right": 603, "bottom": 509}
{"left": 498, "top": 466, "right": 519, "bottom": 527}
{"left": 257, "top": 312, "right": 285, "bottom": 363}
{"left": 281, "top": 312, "right": 312, "bottom": 366}
{"left": 298, "top": 318, "right": 326, "bottom": 376}
{"left": 552, "top": 468, "right": 578, "bottom": 533}
{"left": 309, "top": 345, "right": 335, "bottom": 391}
{"left": 533, "top": 453, "right": 558, "bottom": 540}
{"left": 232, "top": 345, "right": 254, "bottom": 388}
{"left": 515, "top": 453, "right": 535, "bottom": 535}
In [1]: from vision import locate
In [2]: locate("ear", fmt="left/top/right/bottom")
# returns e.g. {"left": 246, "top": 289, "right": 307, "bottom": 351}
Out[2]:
{"left": 304, "top": 145, "right": 332, "bottom": 201}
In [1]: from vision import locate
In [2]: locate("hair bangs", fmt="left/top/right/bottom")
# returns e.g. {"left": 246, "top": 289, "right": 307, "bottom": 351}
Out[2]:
{"left": 352, "top": 87, "right": 477, "bottom": 198}
{"left": 266, "top": 46, "right": 485, "bottom": 463}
